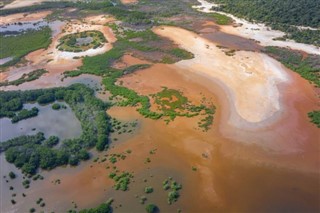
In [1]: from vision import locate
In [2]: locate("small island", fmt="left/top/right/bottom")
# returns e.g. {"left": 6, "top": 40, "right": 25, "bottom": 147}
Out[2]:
{"left": 57, "top": 30, "right": 107, "bottom": 52}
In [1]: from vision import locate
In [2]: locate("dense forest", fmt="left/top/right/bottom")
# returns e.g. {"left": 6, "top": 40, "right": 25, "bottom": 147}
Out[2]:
{"left": 0, "top": 84, "right": 111, "bottom": 174}
{"left": 210, "top": 0, "right": 320, "bottom": 46}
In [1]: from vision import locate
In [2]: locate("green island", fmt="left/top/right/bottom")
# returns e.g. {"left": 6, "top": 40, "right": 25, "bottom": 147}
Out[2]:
{"left": 11, "top": 107, "right": 39, "bottom": 123}
{"left": 0, "top": 84, "right": 111, "bottom": 174}
{"left": 57, "top": 30, "right": 107, "bottom": 52}
{"left": 0, "top": 69, "right": 48, "bottom": 87}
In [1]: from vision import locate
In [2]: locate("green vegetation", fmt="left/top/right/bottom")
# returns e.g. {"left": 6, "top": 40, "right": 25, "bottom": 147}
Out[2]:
{"left": 110, "top": 118, "right": 137, "bottom": 135}
{"left": 79, "top": 199, "right": 113, "bottom": 213}
{"left": 104, "top": 7, "right": 152, "bottom": 26}
{"left": 11, "top": 107, "right": 39, "bottom": 123}
{"left": 152, "top": 87, "right": 216, "bottom": 130}
{"left": 162, "top": 178, "right": 182, "bottom": 204}
{"left": 109, "top": 171, "right": 134, "bottom": 191}
{"left": 144, "top": 186, "right": 154, "bottom": 194}
{"left": 211, "top": 0, "right": 320, "bottom": 46}
{"left": 0, "top": 69, "right": 48, "bottom": 87}
{"left": 209, "top": 13, "right": 232, "bottom": 25}
{"left": 57, "top": 30, "right": 106, "bottom": 52}
{"left": 264, "top": 47, "right": 320, "bottom": 87}
{"left": 52, "top": 103, "right": 61, "bottom": 110}
{"left": 0, "top": 84, "right": 111, "bottom": 174}
{"left": 308, "top": 111, "right": 320, "bottom": 128}
{"left": 44, "top": 136, "right": 60, "bottom": 147}
{"left": 211, "top": 0, "right": 319, "bottom": 28}
{"left": 0, "top": 28, "right": 52, "bottom": 67}
{"left": 8, "top": 171, "right": 16, "bottom": 179}
{"left": 22, "top": 179, "right": 30, "bottom": 189}
{"left": 145, "top": 204, "right": 158, "bottom": 213}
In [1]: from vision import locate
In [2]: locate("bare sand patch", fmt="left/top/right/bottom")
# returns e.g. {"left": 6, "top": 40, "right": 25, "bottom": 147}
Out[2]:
{"left": 0, "top": 10, "right": 52, "bottom": 24}
{"left": 120, "top": 0, "right": 138, "bottom": 4}
{"left": 83, "top": 14, "right": 116, "bottom": 25}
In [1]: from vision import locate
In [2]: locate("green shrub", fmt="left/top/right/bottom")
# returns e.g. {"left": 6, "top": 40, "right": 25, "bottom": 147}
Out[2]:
{"left": 145, "top": 204, "right": 158, "bottom": 213}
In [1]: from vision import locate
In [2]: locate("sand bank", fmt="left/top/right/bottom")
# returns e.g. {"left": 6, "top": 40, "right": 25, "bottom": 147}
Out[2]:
{"left": 193, "top": 0, "right": 320, "bottom": 55}
{"left": 1, "top": 0, "right": 48, "bottom": 9}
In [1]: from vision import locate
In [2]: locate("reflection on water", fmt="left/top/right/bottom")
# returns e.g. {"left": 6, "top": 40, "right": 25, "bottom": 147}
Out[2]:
{"left": 0, "top": 57, "right": 13, "bottom": 65}
{"left": 0, "top": 102, "right": 82, "bottom": 142}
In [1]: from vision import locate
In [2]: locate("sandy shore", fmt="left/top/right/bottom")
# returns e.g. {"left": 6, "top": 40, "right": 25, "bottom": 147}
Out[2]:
{"left": 193, "top": 0, "right": 320, "bottom": 55}
{"left": 0, "top": 11, "right": 52, "bottom": 24}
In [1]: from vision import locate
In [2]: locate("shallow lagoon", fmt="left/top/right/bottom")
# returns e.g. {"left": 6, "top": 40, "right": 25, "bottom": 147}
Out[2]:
{"left": 0, "top": 102, "right": 82, "bottom": 142}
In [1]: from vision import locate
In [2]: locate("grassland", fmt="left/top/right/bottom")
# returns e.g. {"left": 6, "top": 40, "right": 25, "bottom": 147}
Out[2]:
{"left": 0, "top": 27, "right": 52, "bottom": 67}
{"left": 209, "top": 13, "right": 232, "bottom": 25}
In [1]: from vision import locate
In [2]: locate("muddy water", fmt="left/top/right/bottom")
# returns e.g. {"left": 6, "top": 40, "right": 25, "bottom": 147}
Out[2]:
{"left": 0, "top": 63, "right": 319, "bottom": 212}
{"left": 0, "top": 102, "right": 82, "bottom": 142}
{"left": 0, "top": 11, "right": 319, "bottom": 213}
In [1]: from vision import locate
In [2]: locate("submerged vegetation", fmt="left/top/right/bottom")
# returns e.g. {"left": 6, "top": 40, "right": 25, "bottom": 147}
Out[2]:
{"left": 0, "top": 84, "right": 111, "bottom": 174}
{"left": 308, "top": 111, "right": 320, "bottom": 128}
{"left": 163, "top": 178, "right": 183, "bottom": 205}
{"left": 0, "top": 27, "right": 52, "bottom": 67}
